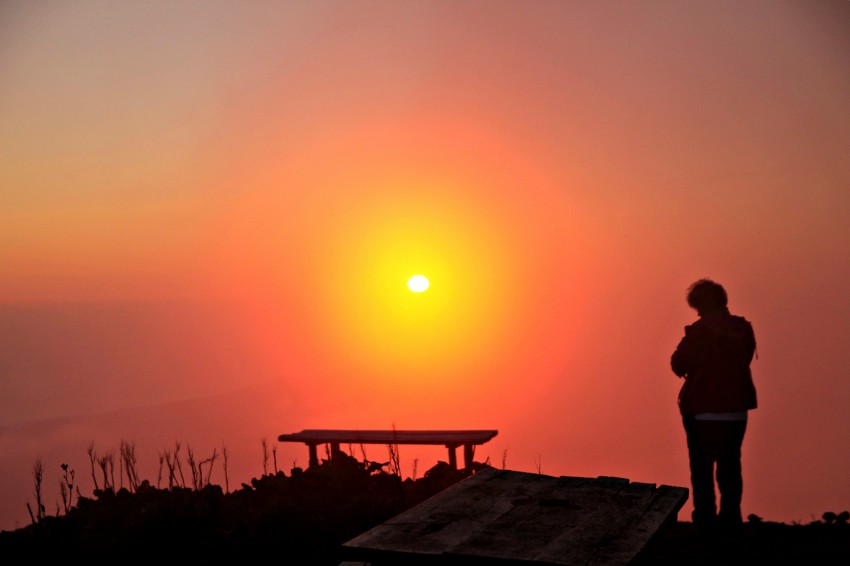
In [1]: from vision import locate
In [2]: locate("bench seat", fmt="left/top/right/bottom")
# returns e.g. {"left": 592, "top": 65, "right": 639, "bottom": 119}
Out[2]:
{"left": 278, "top": 429, "right": 498, "bottom": 470}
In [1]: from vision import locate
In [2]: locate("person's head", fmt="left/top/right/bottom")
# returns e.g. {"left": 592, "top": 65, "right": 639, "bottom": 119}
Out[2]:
{"left": 686, "top": 278, "right": 728, "bottom": 315}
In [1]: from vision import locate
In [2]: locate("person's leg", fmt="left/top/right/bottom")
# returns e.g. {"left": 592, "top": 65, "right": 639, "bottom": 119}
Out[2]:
{"left": 683, "top": 417, "right": 717, "bottom": 527}
{"left": 716, "top": 420, "right": 747, "bottom": 527}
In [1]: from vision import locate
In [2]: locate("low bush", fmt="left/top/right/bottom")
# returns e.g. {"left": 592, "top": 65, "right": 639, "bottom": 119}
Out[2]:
{"left": 1, "top": 452, "right": 481, "bottom": 565}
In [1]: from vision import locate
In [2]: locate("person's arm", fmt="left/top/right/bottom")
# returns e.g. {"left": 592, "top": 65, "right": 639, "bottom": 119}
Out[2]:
{"left": 745, "top": 323, "right": 756, "bottom": 364}
{"left": 671, "top": 325, "right": 696, "bottom": 378}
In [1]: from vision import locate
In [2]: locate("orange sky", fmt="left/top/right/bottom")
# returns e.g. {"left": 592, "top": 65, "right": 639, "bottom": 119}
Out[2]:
{"left": 1, "top": 1, "right": 849, "bottom": 530}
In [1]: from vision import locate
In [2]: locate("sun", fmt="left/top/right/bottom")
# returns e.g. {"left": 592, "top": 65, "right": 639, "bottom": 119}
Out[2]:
{"left": 407, "top": 274, "right": 430, "bottom": 293}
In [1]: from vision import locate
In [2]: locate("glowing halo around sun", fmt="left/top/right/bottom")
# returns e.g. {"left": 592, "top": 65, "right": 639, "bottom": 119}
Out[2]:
{"left": 407, "top": 274, "right": 430, "bottom": 292}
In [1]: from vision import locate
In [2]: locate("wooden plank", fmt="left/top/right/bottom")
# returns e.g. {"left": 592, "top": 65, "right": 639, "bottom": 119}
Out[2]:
{"left": 532, "top": 481, "right": 659, "bottom": 565}
{"left": 582, "top": 484, "right": 688, "bottom": 565}
{"left": 341, "top": 468, "right": 688, "bottom": 566}
{"left": 346, "top": 470, "right": 553, "bottom": 557}
{"left": 450, "top": 475, "right": 645, "bottom": 563}
{"left": 278, "top": 429, "right": 499, "bottom": 446}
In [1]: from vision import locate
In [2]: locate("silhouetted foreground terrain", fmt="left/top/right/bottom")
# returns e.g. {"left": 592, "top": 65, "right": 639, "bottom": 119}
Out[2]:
{"left": 1, "top": 454, "right": 472, "bottom": 565}
{"left": 634, "top": 519, "right": 850, "bottom": 566}
{"left": 1, "top": 454, "right": 847, "bottom": 565}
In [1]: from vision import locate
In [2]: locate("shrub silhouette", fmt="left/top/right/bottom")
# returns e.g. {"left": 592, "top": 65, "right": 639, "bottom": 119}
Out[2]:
{"left": 2, "top": 450, "right": 483, "bottom": 565}
{"left": 6, "top": 448, "right": 849, "bottom": 565}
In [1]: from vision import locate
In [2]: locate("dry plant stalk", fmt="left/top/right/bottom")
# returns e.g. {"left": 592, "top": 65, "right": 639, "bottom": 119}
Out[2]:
{"left": 387, "top": 424, "right": 401, "bottom": 477}
{"left": 187, "top": 446, "right": 200, "bottom": 490}
{"left": 161, "top": 444, "right": 186, "bottom": 490}
{"left": 59, "top": 462, "right": 75, "bottom": 514}
{"left": 27, "top": 458, "right": 46, "bottom": 525}
{"left": 97, "top": 451, "right": 115, "bottom": 492}
{"left": 222, "top": 443, "right": 230, "bottom": 493}
{"left": 162, "top": 448, "right": 176, "bottom": 489}
{"left": 120, "top": 440, "right": 140, "bottom": 492}
{"left": 157, "top": 452, "right": 165, "bottom": 489}
{"left": 199, "top": 448, "right": 218, "bottom": 488}
{"left": 87, "top": 442, "right": 99, "bottom": 491}
{"left": 173, "top": 442, "right": 186, "bottom": 487}
{"left": 262, "top": 438, "right": 269, "bottom": 476}
{"left": 186, "top": 446, "right": 219, "bottom": 490}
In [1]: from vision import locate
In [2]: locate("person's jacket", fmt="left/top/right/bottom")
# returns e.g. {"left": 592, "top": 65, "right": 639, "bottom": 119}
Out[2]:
{"left": 671, "top": 308, "right": 757, "bottom": 415}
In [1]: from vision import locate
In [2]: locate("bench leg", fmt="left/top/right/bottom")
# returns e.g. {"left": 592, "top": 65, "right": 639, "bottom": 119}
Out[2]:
{"left": 447, "top": 446, "right": 457, "bottom": 470}
{"left": 308, "top": 444, "right": 319, "bottom": 469}
{"left": 463, "top": 444, "right": 474, "bottom": 469}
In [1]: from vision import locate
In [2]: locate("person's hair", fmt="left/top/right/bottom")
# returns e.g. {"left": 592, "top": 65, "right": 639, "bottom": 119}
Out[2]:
{"left": 686, "top": 278, "right": 728, "bottom": 313}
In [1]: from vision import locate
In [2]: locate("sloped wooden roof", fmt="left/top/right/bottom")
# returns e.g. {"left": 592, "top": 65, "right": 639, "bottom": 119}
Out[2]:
{"left": 342, "top": 468, "right": 688, "bottom": 565}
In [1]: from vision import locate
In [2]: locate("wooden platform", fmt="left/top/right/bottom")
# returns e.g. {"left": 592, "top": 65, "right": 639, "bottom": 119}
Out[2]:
{"left": 341, "top": 468, "right": 689, "bottom": 565}
{"left": 278, "top": 429, "right": 498, "bottom": 469}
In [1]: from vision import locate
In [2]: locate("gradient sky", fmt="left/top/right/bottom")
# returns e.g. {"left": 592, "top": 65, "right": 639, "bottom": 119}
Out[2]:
{"left": 1, "top": 1, "right": 849, "bottom": 530}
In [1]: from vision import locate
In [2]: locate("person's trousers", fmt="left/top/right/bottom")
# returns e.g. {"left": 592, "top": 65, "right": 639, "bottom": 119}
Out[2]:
{"left": 682, "top": 416, "right": 747, "bottom": 527}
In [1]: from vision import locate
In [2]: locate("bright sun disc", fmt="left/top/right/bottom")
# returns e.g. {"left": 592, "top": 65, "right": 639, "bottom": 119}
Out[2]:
{"left": 408, "top": 275, "right": 429, "bottom": 292}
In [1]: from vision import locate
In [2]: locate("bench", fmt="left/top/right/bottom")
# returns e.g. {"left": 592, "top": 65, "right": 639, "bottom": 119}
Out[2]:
{"left": 277, "top": 429, "right": 498, "bottom": 470}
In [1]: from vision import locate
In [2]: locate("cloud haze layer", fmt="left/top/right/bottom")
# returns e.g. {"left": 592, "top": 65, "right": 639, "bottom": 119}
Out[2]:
{"left": 1, "top": 1, "right": 849, "bottom": 530}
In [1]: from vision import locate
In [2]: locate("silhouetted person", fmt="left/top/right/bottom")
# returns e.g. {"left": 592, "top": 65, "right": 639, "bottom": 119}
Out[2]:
{"left": 671, "top": 279, "right": 757, "bottom": 532}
